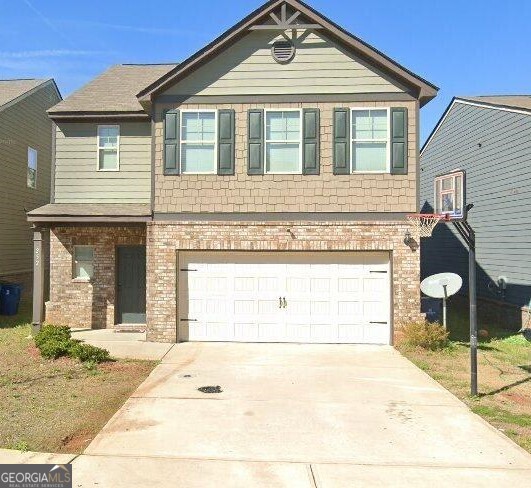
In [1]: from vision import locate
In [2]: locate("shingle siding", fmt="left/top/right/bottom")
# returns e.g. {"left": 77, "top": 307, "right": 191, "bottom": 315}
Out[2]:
{"left": 420, "top": 101, "right": 531, "bottom": 308}
{"left": 154, "top": 100, "right": 419, "bottom": 213}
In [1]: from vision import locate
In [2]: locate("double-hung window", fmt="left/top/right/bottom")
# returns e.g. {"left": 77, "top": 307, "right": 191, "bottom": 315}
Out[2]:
{"left": 351, "top": 108, "right": 390, "bottom": 172}
{"left": 97, "top": 125, "right": 119, "bottom": 171}
{"left": 180, "top": 110, "right": 217, "bottom": 174}
{"left": 73, "top": 246, "right": 94, "bottom": 280}
{"left": 27, "top": 147, "right": 37, "bottom": 188}
{"left": 265, "top": 110, "right": 302, "bottom": 174}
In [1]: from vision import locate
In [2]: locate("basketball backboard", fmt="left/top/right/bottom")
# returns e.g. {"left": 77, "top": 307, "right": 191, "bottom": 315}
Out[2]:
{"left": 434, "top": 169, "right": 466, "bottom": 221}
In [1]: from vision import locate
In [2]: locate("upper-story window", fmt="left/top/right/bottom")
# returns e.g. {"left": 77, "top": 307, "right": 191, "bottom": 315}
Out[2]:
{"left": 181, "top": 110, "right": 217, "bottom": 174}
{"left": 97, "top": 125, "right": 119, "bottom": 171}
{"left": 351, "top": 108, "right": 390, "bottom": 173}
{"left": 27, "top": 147, "right": 37, "bottom": 189}
{"left": 265, "top": 109, "right": 302, "bottom": 174}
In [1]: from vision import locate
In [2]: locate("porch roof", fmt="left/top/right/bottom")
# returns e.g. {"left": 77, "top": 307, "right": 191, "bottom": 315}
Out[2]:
{"left": 27, "top": 203, "right": 152, "bottom": 223}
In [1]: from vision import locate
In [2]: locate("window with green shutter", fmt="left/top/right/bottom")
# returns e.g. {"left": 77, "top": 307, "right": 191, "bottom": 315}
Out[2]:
{"left": 333, "top": 107, "right": 408, "bottom": 174}
{"left": 164, "top": 109, "right": 236, "bottom": 176}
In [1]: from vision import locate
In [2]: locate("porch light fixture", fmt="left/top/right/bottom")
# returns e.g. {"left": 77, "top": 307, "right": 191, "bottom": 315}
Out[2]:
{"left": 404, "top": 230, "right": 413, "bottom": 246}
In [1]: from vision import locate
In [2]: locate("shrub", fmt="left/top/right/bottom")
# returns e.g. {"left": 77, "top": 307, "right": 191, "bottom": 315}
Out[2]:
{"left": 400, "top": 320, "right": 450, "bottom": 351}
{"left": 34, "top": 325, "right": 71, "bottom": 348}
{"left": 38, "top": 339, "right": 72, "bottom": 359}
{"left": 69, "top": 342, "right": 110, "bottom": 363}
{"left": 34, "top": 324, "right": 110, "bottom": 364}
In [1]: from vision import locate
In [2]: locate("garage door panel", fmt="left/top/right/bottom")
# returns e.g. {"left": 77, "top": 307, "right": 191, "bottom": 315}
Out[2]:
{"left": 234, "top": 300, "right": 256, "bottom": 315}
{"left": 179, "top": 252, "right": 391, "bottom": 344}
{"left": 338, "top": 277, "right": 362, "bottom": 292}
{"left": 259, "top": 323, "right": 286, "bottom": 340}
{"left": 286, "top": 323, "right": 312, "bottom": 341}
{"left": 234, "top": 323, "right": 259, "bottom": 341}
{"left": 338, "top": 324, "right": 365, "bottom": 342}
{"left": 234, "top": 277, "right": 256, "bottom": 292}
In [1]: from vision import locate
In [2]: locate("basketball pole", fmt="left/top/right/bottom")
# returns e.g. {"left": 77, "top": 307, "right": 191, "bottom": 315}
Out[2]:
{"left": 453, "top": 206, "right": 478, "bottom": 397}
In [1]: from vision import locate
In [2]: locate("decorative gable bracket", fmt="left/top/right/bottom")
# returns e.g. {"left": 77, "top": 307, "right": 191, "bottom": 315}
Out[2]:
{"left": 249, "top": 2, "right": 322, "bottom": 30}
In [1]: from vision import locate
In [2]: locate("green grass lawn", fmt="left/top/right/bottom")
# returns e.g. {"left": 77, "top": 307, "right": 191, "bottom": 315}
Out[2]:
{"left": 0, "top": 301, "right": 156, "bottom": 453}
{"left": 398, "top": 301, "right": 531, "bottom": 453}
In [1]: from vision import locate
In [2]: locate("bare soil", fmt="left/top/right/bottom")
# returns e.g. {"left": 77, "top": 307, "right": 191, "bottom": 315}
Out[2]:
{"left": 0, "top": 303, "right": 156, "bottom": 453}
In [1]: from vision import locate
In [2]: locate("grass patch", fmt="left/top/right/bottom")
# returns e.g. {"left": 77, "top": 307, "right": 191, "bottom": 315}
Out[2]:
{"left": 397, "top": 301, "right": 531, "bottom": 453}
{"left": 0, "top": 305, "right": 156, "bottom": 453}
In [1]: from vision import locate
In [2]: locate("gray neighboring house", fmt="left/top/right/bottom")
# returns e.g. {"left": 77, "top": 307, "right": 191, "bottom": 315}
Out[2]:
{"left": 0, "top": 79, "right": 62, "bottom": 293}
{"left": 420, "top": 96, "right": 531, "bottom": 327}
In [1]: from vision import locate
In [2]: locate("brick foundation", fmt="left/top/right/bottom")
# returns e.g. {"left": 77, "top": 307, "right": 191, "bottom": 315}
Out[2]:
{"left": 146, "top": 220, "right": 422, "bottom": 343}
{"left": 46, "top": 225, "right": 146, "bottom": 329}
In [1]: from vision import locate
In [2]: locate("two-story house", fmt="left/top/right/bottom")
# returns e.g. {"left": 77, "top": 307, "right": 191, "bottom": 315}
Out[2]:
{"left": 1, "top": 78, "right": 61, "bottom": 295}
{"left": 28, "top": 0, "right": 437, "bottom": 344}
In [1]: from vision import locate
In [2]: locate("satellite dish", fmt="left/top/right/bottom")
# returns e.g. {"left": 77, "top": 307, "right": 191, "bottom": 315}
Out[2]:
{"left": 421, "top": 273, "right": 462, "bottom": 299}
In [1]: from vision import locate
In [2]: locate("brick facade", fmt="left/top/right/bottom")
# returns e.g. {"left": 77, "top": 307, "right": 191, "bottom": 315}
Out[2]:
{"left": 153, "top": 100, "right": 419, "bottom": 213}
{"left": 46, "top": 225, "right": 145, "bottom": 329}
{"left": 45, "top": 220, "right": 421, "bottom": 342}
{"left": 145, "top": 220, "right": 421, "bottom": 343}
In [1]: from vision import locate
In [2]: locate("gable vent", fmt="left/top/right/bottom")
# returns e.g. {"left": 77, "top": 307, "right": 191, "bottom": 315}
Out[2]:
{"left": 271, "top": 40, "right": 295, "bottom": 64}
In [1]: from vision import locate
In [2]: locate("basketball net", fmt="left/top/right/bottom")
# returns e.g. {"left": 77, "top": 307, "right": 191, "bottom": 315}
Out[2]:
{"left": 406, "top": 214, "right": 448, "bottom": 239}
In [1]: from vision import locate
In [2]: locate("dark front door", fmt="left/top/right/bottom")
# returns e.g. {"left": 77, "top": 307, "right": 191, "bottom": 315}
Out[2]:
{"left": 117, "top": 246, "right": 146, "bottom": 324}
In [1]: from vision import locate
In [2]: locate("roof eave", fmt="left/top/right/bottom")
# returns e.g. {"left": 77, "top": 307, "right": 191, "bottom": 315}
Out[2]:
{"left": 47, "top": 111, "right": 150, "bottom": 121}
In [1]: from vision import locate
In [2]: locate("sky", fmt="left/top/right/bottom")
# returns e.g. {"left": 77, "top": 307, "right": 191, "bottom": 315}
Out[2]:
{"left": 1, "top": 0, "right": 530, "bottom": 143}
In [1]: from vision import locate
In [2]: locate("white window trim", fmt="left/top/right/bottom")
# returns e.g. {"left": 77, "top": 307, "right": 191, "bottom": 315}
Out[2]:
{"left": 180, "top": 109, "right": 218, "bottom": 175}
{"left": 72, "top": 245, "right": 94, "bottom": 282}
{"left": 27, "top": 146, "right": 37, "bottom": 189}
{"left": 264, "top": 108, "right": 303, "bottom": 175}
{"left": 350, "top": 107, "right": 391, "bottom": 174}
{"left": 97, "top": 125, "right": 120, "bottom": 172}
{"left": 434, "top": 171, "right": 463, "bottom": 217}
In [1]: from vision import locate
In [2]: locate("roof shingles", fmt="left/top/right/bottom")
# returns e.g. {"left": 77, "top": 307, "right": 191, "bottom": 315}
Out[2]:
{"left": 0, "top": 79, "right": 49, "bottom": 108}
{"left": 48, "top": 64, "right": 176, "bottom": 115}
{"left": 459, "top": 95, "right": 531, "bottom": 112}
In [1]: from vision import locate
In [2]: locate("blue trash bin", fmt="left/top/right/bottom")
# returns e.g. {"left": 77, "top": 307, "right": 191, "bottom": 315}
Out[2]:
{"left": 0, "top": 284, "right": 22, "bottom": 316}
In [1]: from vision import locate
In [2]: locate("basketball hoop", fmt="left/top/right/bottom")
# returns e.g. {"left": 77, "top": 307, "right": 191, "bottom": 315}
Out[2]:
{"left": 406, "top": 213, "right": 449, "bottom": 238}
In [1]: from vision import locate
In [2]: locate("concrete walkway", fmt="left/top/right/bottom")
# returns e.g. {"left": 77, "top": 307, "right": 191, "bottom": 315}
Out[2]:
{"left": 71, "top": 328, "right": 174, "bottom": 360}
{"left": 0, "top": 449, "right": 75, "bottom": 465}
{"left": 70, "top": 343, "right": 531, "bottom": 487}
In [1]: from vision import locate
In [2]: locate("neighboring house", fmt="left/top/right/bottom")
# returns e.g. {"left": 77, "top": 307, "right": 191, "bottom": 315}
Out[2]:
{"left": 0, "top": 78, "right": 61, "bottom": 293}
{"left": 420, "top": 96, "right": 531, "bottom": 327}
{"left": 28, "top": 0, "right": 438, "bottom": 344}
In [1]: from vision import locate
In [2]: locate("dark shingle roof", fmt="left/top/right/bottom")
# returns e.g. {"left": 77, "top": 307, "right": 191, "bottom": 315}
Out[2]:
{"left": 459, "top": 95, "right": 531, "bottom": 113}
{"left": 48, "top": 64, "right": 177, "bottom": 115}
{"left": 0, "top": 79, "right": 49, "bottom": 108}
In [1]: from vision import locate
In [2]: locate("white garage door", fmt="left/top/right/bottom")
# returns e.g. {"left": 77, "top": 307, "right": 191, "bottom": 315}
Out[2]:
{"left": 178, "top": 252, "right": 391, "bottom": 344}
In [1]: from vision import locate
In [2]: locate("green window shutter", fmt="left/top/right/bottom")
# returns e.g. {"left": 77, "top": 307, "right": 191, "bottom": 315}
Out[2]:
{"left": 390, "top": 107, "right": 408, "bottom": 175}
{"left": 164, "top": 109, "right": 180, "bottom": 175}
{"left": 302, "top": 108, "right": 320, "bottom": 175}
{"left": 218, "top": 109, "right": 235, "bottom": 175}
{"left": 247, "top": 109, "right": 264, "bottom": 175}
{"left": 333, "top": 108, "right": 350, "bottom": 175}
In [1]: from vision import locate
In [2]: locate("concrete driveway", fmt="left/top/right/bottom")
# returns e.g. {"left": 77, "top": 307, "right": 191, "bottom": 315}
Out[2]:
{"left": 73, "top": 343, "right": 531, "bottom": 487}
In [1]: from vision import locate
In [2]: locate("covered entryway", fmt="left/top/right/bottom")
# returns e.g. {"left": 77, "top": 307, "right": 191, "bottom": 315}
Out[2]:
{"left": 117, "top": 246, "right": 147, "bottom": 324}
{"left": 178, "top": 252, "right": 391, "bottom": 344}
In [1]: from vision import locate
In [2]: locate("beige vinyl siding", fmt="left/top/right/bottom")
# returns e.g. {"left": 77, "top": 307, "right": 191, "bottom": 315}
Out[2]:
{"left": 0, "top": 81, "right": 60, "bottom": 276}
{"left": 54, "top": 122, "right": 151, "bottom": 203}
{"left": 163, "top": 31, "right": 407, "bottom": 97}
